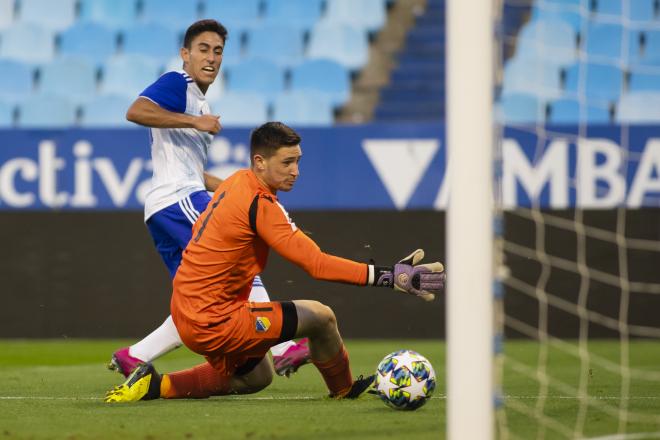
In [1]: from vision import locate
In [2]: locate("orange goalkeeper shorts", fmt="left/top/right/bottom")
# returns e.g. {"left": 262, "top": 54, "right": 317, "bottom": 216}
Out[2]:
{"left": 173, "top": 300, "right": 298, "bottom": 376}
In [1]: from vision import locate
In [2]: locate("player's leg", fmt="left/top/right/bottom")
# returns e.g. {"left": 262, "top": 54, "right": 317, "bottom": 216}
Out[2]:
{"left": 248, "top": 278, "right": 311, "bottom": 376}
{"left": 292, "top": 300, "right": 375, "bottom": 399}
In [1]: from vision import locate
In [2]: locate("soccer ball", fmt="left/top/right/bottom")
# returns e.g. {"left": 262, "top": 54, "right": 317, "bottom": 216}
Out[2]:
{"left": 373, "top": 349, "right": 436, "bottom": 410}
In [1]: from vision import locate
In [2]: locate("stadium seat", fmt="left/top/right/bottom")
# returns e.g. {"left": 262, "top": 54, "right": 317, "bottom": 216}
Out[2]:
{"left": 272, "top": 91, "right": 334, "bottom": 126}
{"left": 321, "top": 0, "right": 387, "bottom": 33}
{"left": 59, "top": 23, "right": 118, "bottom": 68}
{"left": 219, "top": 27, "right": 245, "bottom": 67}
{"left": 640, "top": 30, "right": 660, "bottom": 65}
{"left": 79, "top": 0, "right": 138, "bottom": 30}
{"left": 203, "top": 0, "right": 261, "bottom": 30}
{"left": 141, "top": 0, "right": 199, "bottom": 32}
{"left": 530, "top": 6, "right": 581, "bottom": 32}
{"left": 224, "top": 58, "right": 284, "bottom": 101}
{"left": 617, "top": 92, "right": 660, "bottom": 123}
{"left": 18, "top": 94, "right": 77, "bottom": 128}
{"left": 262, "top": 0, "right": 323, "bottom": 31}
{"left": 563, "top": 62, "right": 623, "bottom": 102}
{"left": 514, "top": 18, "right": 578, "bottom": 68}
{"left": 0, "top": 59, "right": 34, "bottom": 103}
{"left": 17, "top": 0, "right": 76, "bottom": 31}
{"left": 583, "top": 22, "right": 624, "bottom": 61}
{"left": 591, "top": 0, "right": 621, "bottom": 16}
{"left": 0, "top": 23, "right": 55, "bottom": 64}
{"left": 502, "top": 56, "right": 562, "bottom": 99}
{"left": 628, "top": 69, "right": 660, "bottom": 92}
{"left": 499, "top": 93, "right": 544, "bottom": 124}
{"left": 101, "top": 55, "right": 162, "bottom": 98}
{"left": 39, "top": 57, "right": 97, "bottom": 106}
{"left": 290, "top": 59, "right": 351, "bottom": 106}
{"left": 0, "top": 0, "right": 15, "bottom": 30}
{"left": 244, "top": 25, "right": 305, "bottom": 66}
{"left": 547, "top": 98, "right": 611, "bottom": 123}
{"left": 0, "top": 101, "right": 15, "bottom": 126}
{"left": 307, "top": 23, "right": 369, "bottom": 70}
{"left": 81, "top": 94, "right": 133, "bottom": 127}
{"left": 122, "top": 24, "right": 181, "bottom": 60}
{"left": 628, "top": 0, "right": 656, "bottom": 22}
{"left": 209, "top": 92, "right": 268, "bottom": 126}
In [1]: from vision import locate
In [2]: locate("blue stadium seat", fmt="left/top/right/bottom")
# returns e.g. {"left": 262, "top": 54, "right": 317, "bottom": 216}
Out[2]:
{"left": 0, "top": 59, "right": 33, "bottom": 103}
{"left": 321, "top": 0, "right": 387, "bottom": 33}
{"left": 81, "top": 94, "right": 133, "bottom": 127}
{"left": 640, "top": 30, "right": 660, "bottom": 65}
{"left": 0, "top": 0, "right": 15, "bottom": 30}
{"left": 38, "top": 57, "right": 97, "bottom": 106}
{"left": 290, "top": 59, "right": 350, "bottom": 106}
{"left": 79, "top": 0, "right": 138, "bottom": 30}
{"left": 101, "top": 55, "right": 162, "bottom": 98}
{"left": 629, "top": 0, "right": 656, "bottom": 22}
{"left": 17, "top": 0, "right": 76, "bottom": 31}
{"left": 547, "top": 98, "right": 611, "bottom": 123}
{"left": 59, "top": 23, "right": 118, "bottom": 68}
{"left": 203, "top": 0, "right": 261, "bottom": 30}
{"left": 583, "top": 23, "right": 623, "bottom": 60}
{"left": 530, "top": 7, "right": 581, "bottom": 32}
{"left": 0, "top": 23, "right": 55, "bottom": 64}
{"left": 617, "top": 92, "right": 660, "bottom": 123}
{"left": 502, "top": 56, "right": 562, "bottom": 99}
{"left": 308, "top": 23, "right": 369, "bottom": 70}
{"left": 591, "top": 0, "right": 621, "bottom": 15}
{"left": 628, "top": 70, "right": 660, "bottom": 92}
{"left": 499, "top": 93, "right": 544, "bottom": 124}
{"left": 122, "top": 24, "right": 181, "bottom": 61}
{"left": 209, "top": 92, "right": 268, "bottom": 126}
{"left": 244, "top": 25, "right": 305, "bottom": 66}
{"left": 224, "top": 58, "right": 284, "bottom": 100}
{"left": 515, "top": 18, "right": 578, "bottom": 68}
{"left": 0, "top": 101, "right": 15, "bottom": 126}
{"left": 219, "top": 27, "right": 246, "bottom": 67}
{"left": 563, "top": 62, "right": 623, "bottom": 102}
{"left": 141, "top": 0, "right": 199, "bottom": 32}
{"left": 18, "top": 94, "right": 77, "bottom": 128}
{"left": 272, "top": 91, "right": 334, "bottom": 126}
{"left": 262, "top": 0, "right": 323, "bottom": 31}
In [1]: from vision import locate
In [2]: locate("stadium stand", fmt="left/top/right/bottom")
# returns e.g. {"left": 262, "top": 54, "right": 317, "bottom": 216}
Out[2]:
{"left": 100, "top": 55, "right": 161, "bottom": 98}
{"left": 59, "top": 23, "right": 118, "bottom": 68}
{"left": 321, "top": 0, "right": 387, "bottom": 33}
{"left": 0, "top": 100, "right": 14, "bottom": 126}
{"left": 16, "top": 0, "right": 76, "bottom": 31}
{"left": 38, "top": 57, "right": 97, "bottom": 106}
{"left": 243, "top": 24, "right": 305, "bottom": 67}
{"left": 224, "top": 58, "right": 285, "bottom": 101}
{"left": 209, "top": 92, "right": 268, "bottom": 126}
{"left": 78, "top": 0, "right": 138, "bottom": 30}
{"left": 122, "top": 23, "right": 181, "bottom": 60}
{"left": 290, "top": 59, "right": 350, "bottom": 107}
{"left": 18, "top": 94, "right": 77, "bottom": 127}
{"left": 0, "top": 59, "right": 33, "bottom": 103}
{"left": 547, "top": 98, "right": 611, "bottom": 124}
{"left": 140, "top": 0, "right": 200, "bottom": 32}
{"left": 307, "top": 22, "right": 370, "bottom": 69}
{"left": 0, "top": 23, "right": 55, "bottom": 64}
{"left": 272, "top": 91, "right": 334, "bottom": 126}
{"left": 80, "top": 94, "right": 133, "bottom": 127}
{"left": 0, "top": 0, "right": 15, "bottom": 30}
{"left": 261, "top": 0, "right": 323, "bottom": 31}
{"left": 617, "top": 92, "right": 660, "bottom": 123}
{"left": 203, "top": 0, "right": 261, "bottom": 31}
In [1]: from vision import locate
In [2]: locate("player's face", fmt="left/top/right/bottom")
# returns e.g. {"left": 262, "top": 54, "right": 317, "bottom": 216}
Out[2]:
{"left": 181, "top": 31, "right": 224, "bottom": 92}
{"left": 259, "top": 145, "right": 302, "bottom": 193}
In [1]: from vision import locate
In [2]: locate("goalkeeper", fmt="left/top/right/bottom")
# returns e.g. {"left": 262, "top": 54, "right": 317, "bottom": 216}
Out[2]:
{"left": 105, "top": 122, "right": 445, "bottom": 402}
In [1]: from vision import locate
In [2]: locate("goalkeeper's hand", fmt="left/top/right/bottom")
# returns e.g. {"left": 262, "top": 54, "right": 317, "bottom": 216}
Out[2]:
{"left": 368, "top": 249, "right": 445, "bottom": 301}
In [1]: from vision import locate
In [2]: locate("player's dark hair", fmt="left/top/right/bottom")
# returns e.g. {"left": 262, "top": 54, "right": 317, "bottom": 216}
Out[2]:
{"left": 250, "top": 122, "right": 301, "bottom": 163}
{"left": 183, "top": 19, "right": 228, "bottom": 48}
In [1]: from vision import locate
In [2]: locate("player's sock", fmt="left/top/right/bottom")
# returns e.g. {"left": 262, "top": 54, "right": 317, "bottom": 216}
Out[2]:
{"left": 312, "top": 345, "right": 353, "bottom": 397}
{"left": 129, "top": 315, "right": 182, "bottom": 362}
{"left": 160, "top": 362, "right": 230, "bottom": 399}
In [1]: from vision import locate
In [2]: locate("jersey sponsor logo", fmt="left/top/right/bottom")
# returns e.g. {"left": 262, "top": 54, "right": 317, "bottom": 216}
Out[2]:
{"left": 255, "top": 317, "right": 271, "bottom": 333}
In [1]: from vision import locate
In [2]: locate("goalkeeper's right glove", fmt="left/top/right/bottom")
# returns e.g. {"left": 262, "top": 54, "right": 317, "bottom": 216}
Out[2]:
{"left": 367, "top": 249, "right": 445, "bottom": 302}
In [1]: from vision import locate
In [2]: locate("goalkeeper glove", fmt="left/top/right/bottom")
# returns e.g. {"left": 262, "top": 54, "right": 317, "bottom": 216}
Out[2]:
{"left": 368, "top": 249, "right": 445, "bottom": 301}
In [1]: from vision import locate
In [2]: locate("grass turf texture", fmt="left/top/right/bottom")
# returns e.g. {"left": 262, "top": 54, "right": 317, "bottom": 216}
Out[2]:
{"left": 1, "top": 340, "right": 659, "bottom": 439}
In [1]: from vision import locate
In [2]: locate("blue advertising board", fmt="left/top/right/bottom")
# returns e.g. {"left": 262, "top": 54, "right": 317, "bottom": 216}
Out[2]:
{"left": 1, "top": 123, "right": 659, "bottom": 210}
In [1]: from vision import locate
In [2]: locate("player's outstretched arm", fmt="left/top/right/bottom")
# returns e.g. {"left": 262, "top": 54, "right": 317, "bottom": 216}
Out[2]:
{"left": 367, "top": 249, "right": 445, "bottom": 302}
{"left": 126, "top": 97, "right": 221, "bottom": 134}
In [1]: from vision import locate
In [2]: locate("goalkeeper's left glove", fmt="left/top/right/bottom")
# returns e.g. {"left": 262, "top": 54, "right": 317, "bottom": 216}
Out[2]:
{"left": 368, "top": 249, "right": 445, "bottom": 302}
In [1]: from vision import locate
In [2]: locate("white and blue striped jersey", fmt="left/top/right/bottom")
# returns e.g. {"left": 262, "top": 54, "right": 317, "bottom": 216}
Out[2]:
{"left": 139, "top": 70, "right": 213, "bottom": 221}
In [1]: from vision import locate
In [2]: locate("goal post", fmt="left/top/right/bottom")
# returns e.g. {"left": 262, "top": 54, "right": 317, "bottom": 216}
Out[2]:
{"left": 446, "top": 0, "right": 496, "bottom": 439}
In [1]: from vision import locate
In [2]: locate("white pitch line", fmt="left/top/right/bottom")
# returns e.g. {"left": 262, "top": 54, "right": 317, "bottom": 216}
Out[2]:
{"left": 583, "top": 432, "right": 660, "bottom": 440}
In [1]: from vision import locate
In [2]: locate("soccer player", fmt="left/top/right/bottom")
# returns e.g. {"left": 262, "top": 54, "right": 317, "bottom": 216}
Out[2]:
{"left": 108, "top": 19, "right": 310, "bottom": 379}
{"left": 104, "top": 122, "right": 445, "bottom": 402}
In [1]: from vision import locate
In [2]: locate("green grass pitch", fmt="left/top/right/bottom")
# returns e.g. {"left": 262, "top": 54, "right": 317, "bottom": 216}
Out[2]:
{"left": 1, "top": 339, "right": 659, "bottom": 439}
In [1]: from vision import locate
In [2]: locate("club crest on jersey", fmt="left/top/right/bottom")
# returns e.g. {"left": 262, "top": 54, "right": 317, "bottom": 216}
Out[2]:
{"left": 255, "top": 317, "right": 271, "bottom": 332}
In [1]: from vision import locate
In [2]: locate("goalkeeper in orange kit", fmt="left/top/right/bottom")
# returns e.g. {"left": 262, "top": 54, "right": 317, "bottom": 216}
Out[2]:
{"left": 105, "top": 122, "right": 445, "bottom": 402}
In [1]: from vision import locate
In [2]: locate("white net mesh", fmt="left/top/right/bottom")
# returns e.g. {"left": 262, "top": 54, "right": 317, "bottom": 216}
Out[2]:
{"left": 495, "top": 0, "right": 660, "bottom": 438}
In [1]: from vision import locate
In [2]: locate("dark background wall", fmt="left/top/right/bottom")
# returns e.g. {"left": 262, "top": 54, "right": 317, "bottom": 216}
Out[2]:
{"left": 1, "top": 209, "right": 658, "bottom": 339}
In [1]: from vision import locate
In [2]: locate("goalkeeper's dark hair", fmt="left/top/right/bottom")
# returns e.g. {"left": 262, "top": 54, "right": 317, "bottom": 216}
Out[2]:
{"left": 183, "top": 19, "right": 228, "bottom": 48}
{"left": 250, "top": 122, "right": 301, "bottom": 164}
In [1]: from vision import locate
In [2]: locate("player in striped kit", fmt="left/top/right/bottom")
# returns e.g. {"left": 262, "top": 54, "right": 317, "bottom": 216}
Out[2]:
{"left": 108, "top": 19, "right": 310, "bottom": 378}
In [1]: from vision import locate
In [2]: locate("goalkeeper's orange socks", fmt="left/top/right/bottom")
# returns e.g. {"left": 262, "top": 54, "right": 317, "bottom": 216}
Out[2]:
{"left": 160, "top": 362, "right": 231, "bottom": 399}
{"left": 312, "top": 345, "right": 353, "bottom": 397}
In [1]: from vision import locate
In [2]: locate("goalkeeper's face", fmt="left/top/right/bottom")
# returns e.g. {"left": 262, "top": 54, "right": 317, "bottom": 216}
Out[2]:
{"left": 181, "top": 31, "right": 224, "bottom": 91}
{"left": 256, "top": 145, "right": 302, "bottom": 193}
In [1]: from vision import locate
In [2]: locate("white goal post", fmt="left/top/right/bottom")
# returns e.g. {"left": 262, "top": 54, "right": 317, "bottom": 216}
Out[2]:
{"left": 446, "top": 0, "right": 496, "bottom": 439}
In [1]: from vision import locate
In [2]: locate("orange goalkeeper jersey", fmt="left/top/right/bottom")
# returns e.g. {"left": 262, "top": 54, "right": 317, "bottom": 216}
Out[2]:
{"left": 171, "top": 169, "right": 368, "bottom": 326}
